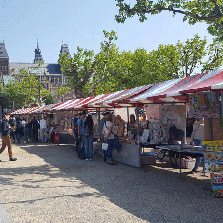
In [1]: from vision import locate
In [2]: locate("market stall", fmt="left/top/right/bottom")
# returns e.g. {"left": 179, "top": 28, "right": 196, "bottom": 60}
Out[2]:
{"left": 9, "top": 69, "right": 223, "bottom": 175}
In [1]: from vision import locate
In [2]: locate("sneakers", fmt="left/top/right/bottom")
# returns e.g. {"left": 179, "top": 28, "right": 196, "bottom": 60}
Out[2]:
{"left": 9, "top": 158, "right": 17, "bottom": 161}
{"left": 89, "top": 158, "right": 93, "bottom": 161}
{"left": 86, "top": 158, "right": 89, "bottom": 161}
{"left": 24, "top": 141, "right": 27, "bottom": 144}
{"left": 192, "top": 168, "right": 198, "bottom": 172}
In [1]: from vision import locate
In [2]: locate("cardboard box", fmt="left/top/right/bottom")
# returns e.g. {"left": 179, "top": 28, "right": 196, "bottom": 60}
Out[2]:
{"left": 177, "top": 158, "right": 196, "bottom": 169}
{"left": 140, "top": 153, "right": 156, "bottom": 165}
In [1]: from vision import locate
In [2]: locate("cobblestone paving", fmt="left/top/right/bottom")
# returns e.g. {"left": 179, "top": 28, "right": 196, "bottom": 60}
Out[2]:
{"left": 0, "top": 141, "right": 223, "bottom": 223}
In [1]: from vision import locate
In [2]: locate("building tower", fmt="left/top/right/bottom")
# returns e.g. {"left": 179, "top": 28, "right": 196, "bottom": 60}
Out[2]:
{"left": 59, "top": 42, "right": 71, "bottom": 58}
{"left": 34, "top": 39, "right": 43, "bottom": 63}
{"left": 0, "top": 41, "right": 9, "bottom": 76}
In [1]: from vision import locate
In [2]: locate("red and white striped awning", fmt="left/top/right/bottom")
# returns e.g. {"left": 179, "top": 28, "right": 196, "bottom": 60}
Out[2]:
{"left": 10, "top": 69, "right": 223, "bottom": 114}
{"left": 49, "top": 100, "right": 76, "bottom": 111}
{"left": 181, "top": 69, "right": 223, "bottom": 94}
{"left": 130, "top": 78, "right": 181, "bottom": 103}
{"left": 130, "top": 70, "right": 223, "bottom": 103}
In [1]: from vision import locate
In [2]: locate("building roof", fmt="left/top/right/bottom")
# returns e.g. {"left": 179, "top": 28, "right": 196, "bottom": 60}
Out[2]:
{"left": 0, "top": 42, "right": 9, "bottom": 58}
{"left": 9, "top": 63, "right": 62, "bottom": 75}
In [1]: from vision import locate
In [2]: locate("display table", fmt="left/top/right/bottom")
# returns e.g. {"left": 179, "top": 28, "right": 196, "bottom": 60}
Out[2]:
{"left": 112, "top": 142, "right": 140, "bottom": 168}
{"left": 156, "top": 145, "right": 205, "bottom": 174}
{"left": 58, "top": 132, "right": 75, "bottom": 144}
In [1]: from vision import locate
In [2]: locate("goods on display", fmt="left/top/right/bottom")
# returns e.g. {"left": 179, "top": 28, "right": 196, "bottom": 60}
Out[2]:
{"left": 210, "top": 173, "right": 223, "bottom": 198}
{"left": 148, "top": 121, "right": 169, "bottom": 144}
{"left": 145, "top": 105, "right": 159, "bottom": 122}
{"left": 202, "top": 141, "right": 223, "bottom": 152}
{"left": 144, "top": 105, "right": 186, "bottom": 144}
{"left": 205, "top": 163, "right": 223, "bottom": 173}
{"left": 221, "top": 93, "right": 223, "bottom": 128}
{"left": 202, "top": 141, "right": 223, "bottom": 173}
{"left": 189, "top": 92, "right": 220, "bottom": 118}
{"left": 177, "top": 158, "right": 196, "bottom": 169}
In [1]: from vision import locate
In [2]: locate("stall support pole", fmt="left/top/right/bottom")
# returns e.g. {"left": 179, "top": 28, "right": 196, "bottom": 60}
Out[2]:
{"left": 136, "top": 104, "right": 141, "bottom": 167}
{"left": 209, "top": 119, "right": 213, "bottom": 141}
{"left": 98, "top": 108, "right": 101, "bottom": 125}
{"left": 57, "top": 111, "right": 60, "bottom": 146}
{"left": 127, "top": 107, "right": 129, "bottom": 133}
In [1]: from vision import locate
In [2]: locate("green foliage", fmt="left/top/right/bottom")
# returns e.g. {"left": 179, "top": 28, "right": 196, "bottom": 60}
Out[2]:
{"left": 59, "top": 30, "right": 223, "bottom": 97}
{"left": 42, "top": 90, "right": 54, "bottom": 105}
{"left": 55, "top": 86, "right": 70, "bottom": 97}
{"left": 2, "top": 67, "right": 54, "bottom": 109}
{"left": 58, "top": 46, "right": 96, "bottom": 98}
{"left": 115, "top": 0, "right": 223, "bottom": 40}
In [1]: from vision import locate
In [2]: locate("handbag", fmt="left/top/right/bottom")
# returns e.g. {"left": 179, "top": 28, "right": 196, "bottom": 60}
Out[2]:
{"left": 102, "top": 143, "right": 108, "bottom": 150}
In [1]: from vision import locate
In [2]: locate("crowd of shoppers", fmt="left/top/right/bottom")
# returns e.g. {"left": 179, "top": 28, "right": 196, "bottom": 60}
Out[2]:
{"left": 2, "top": 111, "right": 118, "bottom": 165}
{"left": 6, "top": 115, "right": 53, "bottom": 144}
{"left": 72, "top": 111, "right": 117, "bottom": 165}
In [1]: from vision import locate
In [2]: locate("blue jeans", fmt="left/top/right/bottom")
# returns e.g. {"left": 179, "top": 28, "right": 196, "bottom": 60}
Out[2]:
{"left": 41, "top": 128, "right": 47, "bottom": 143}
{"left": 84, "top": 134, "right": 94, "bottom": 159}
{"left": 106, "top": 139, "right": 114, "bottom": 161}
{"left": 194, "top": 139, "right": 204, "bottom": 169}
{"left": 16, "top": 133, "right": 21, "bottom": 143}
{"left": 24, "top": 127, "right": 29, "bottom": 142}
{"left": 77, "top": 134, "right": 85, "bottom": 158}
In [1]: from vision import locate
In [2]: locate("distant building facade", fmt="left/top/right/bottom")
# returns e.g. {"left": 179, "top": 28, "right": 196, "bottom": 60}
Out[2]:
{"left": 2, "top": 40, "right": 73, "bottom": 102}
{"left": 0, "top": 41, "right": 9, "bottom": 76}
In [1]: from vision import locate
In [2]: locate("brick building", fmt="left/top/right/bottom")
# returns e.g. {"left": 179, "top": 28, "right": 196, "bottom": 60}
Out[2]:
{"left": 3, "top": 40, "right": 74, "bottom": 102}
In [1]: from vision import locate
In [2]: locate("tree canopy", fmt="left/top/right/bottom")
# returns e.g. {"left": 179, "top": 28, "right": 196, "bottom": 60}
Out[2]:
{"left": 58, "top": 31, "right": 223, "bottom": 97}
{"left": 115, "top": 0, "right": 223, "bottom": 40}
{"left": 1, "top": 67, "right": 54, "bottom": 109}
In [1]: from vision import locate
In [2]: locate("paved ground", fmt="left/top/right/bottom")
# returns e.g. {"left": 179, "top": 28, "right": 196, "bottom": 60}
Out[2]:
{"left": 0, "top": 141, "right": 223, "bottom": 223}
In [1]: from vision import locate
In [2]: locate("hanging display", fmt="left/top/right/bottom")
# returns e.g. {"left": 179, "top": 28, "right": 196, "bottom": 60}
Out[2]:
{"left": 144, "top": 105, "right": 159, "bottom": 122}
{"left": 189, "top": 92, "right": 220, "bottom": 118}
{"left": 202, "top": 141, "right": 223, "bottom": 173}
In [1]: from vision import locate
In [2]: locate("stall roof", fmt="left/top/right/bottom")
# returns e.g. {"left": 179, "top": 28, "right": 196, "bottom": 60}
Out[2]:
{"left": 211, "top": 82, "right": 223, "bottom": 90}
{"left": 181, "top": 69, "right": 223, "bottom": 94}
{"left": 49, "top": 99, "right": 76, "bottom": 111}
{"left": 10, "top": 69, "right": 223, "bottom": 114}
{"left": 130, "top": 79, "right": 182, "bottom": 103}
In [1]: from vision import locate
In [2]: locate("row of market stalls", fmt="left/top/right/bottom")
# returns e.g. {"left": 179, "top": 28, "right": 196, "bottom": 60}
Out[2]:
{"left": 10, "top": 69, "right": 223, "bottom": 196}
{"left": 11, "top": 69, "right": 223, "bottom": 113}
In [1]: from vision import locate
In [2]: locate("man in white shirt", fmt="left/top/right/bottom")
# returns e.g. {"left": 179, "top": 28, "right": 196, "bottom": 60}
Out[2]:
{"left": 40, "top": 115, "right": 47, "bottom": 143}
{"left": 190, "top": 118, "right": 204, "bottom": 172}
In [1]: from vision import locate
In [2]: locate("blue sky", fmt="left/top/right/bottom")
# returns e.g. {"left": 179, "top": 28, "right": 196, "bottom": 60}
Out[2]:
{"left": 0, "top": 0, "right": 214, "bottom": 64}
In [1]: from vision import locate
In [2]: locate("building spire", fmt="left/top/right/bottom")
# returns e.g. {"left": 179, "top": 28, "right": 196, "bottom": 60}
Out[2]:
{"left": 34, "top": 40, "right": 43, "bottom": 63}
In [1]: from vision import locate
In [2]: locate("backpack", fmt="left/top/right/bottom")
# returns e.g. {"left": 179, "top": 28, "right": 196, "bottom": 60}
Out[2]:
{"left": 83, "top": 124, "right": 90, "bottom": 136}
{"left": 72, "top": 119, "right": 78, "bottom": 134}
{"left": 16, "top": 120, "right": 22, "bottom": 129}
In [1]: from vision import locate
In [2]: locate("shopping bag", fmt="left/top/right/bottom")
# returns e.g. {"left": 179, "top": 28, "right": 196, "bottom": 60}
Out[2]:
{"left": 102, "top": 143, "right": 108, "bottom": 150}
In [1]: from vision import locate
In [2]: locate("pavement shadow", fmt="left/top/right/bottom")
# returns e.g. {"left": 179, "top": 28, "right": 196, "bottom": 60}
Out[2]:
{"left": 15, "top": 143, "right": 223, "bottom": 223}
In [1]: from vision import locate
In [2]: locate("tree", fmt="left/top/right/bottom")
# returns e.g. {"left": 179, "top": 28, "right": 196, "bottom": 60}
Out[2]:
{"left": 115, "top": 0, "right": 223, "bottom": 40}
{"left": 58, "top": 30, "right": 120, "bottom": 98}
{"left": 59, "top": 31, "right": 223, "bottom": 97}
{"left": 55, "top": 86, "right": 69, "bottom": 102}
{"left": 42, "top": 90, "right": 54, "bottom": 105}
{"left": 2, "top": 67, "right": 54, "bottom": 109}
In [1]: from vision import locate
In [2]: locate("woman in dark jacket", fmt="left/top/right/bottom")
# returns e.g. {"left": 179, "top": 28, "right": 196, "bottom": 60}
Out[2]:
{"left": 83, "top": 114, "right": 94, "bottom": 161}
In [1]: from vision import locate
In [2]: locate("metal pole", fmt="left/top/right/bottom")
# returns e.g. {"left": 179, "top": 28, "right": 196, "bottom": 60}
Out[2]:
{"left": 57, "top": 111, "right": 60, "bottom": 146}
{"left": 136, "top": 104, "right": 141, "bottom": 167}
{"left": 98, "top": 108, "right": 101, "bottom": 124}
{"left": 209, "top": 119, "right": 213, "bottom": 141}
{"left": 127, "top": 107, "right": 129, "bottom": 133}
